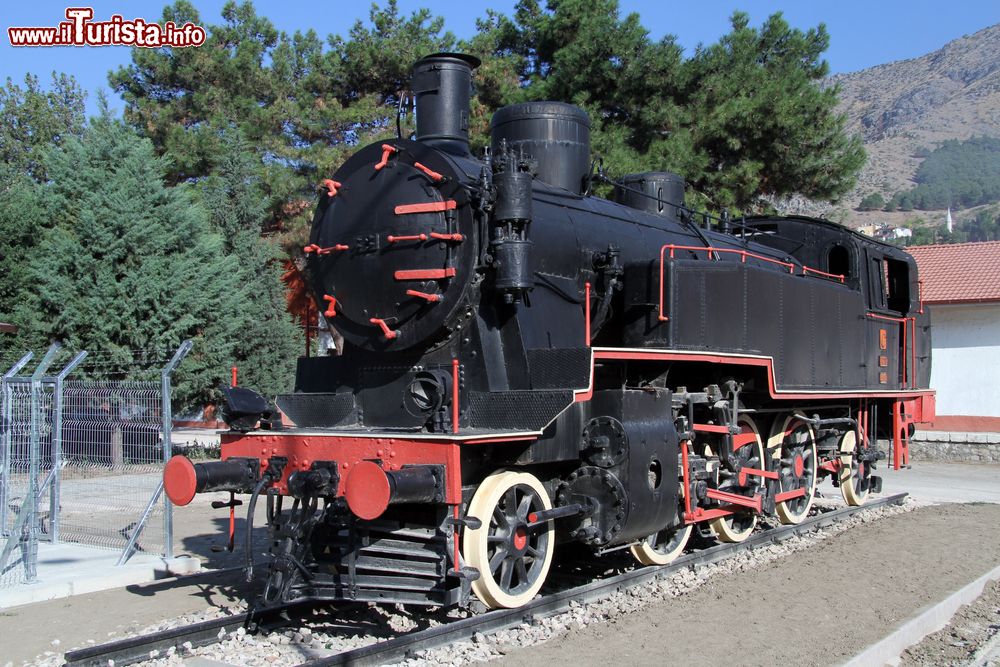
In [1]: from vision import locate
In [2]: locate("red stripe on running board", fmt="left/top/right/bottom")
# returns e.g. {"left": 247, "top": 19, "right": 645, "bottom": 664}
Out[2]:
{"left": 394, "top": 268, "right": 457, "bottom": 281}
{"left": 394, "top": 200, "right": 457, "bottom": 215}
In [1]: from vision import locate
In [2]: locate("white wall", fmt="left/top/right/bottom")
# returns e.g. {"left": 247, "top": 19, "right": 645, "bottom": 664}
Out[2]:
{"left": 929, "top": 303, "right": 1000, "bottom": 417}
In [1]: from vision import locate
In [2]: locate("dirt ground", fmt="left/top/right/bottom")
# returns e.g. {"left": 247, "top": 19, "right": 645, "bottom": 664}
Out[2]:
{"left": 0, "top": 568, "right": 251, "bottom": 665}
{"left": 496, "top": 503, "right": 1000, "bottom": 667}
{"left": 900, "top": 580, "right": 1000, "bottom": 666}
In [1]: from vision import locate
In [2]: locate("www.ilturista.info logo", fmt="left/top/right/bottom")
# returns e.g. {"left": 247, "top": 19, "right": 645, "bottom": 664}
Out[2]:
{"left": 8, "top": 7, "right": 206, "bottom": 47}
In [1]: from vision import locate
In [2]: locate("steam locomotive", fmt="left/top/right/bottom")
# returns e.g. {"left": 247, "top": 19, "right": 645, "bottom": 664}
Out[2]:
{"left": 163, "top": 53, "right": 935, "bottom": 610}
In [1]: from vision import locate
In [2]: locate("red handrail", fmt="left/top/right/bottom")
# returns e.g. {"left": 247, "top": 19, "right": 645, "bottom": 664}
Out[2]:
{"left": 865, "top": 312, "right": 906, "bottom": 323}
{"left": 802, "top": 266, "right": 847, "bottom": 282}
{"left": 451, "top": 359, "right": 460, "bottom": 434}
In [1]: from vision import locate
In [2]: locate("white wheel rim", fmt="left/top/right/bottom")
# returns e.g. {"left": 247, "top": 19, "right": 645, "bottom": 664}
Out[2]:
{"left": 463, "top": 470, "right": 555, "bottom": 609}
{"left": 631, "top": 523, "right": 692, "bottom": 565}
{"left": 839, "top": 430, "right": 870, "bottom": 506}
{"left": 709, "top": 415, "right": 764, "bottom": 542}
{"left": 769, "top": 412, "right": 818, "bottom": 525}
{"left": 631, "top": 470, "right": 692, "bottom": 565}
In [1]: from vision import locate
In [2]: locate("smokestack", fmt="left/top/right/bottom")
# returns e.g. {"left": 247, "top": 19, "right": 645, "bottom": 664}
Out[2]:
{"left": 411, "top": 53, "right": 480, "bottom": 155}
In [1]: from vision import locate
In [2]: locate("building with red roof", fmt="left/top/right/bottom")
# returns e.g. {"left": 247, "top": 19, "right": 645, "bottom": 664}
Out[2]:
{"left": 909, "top": 241, "right": 1000, "bottom": 430}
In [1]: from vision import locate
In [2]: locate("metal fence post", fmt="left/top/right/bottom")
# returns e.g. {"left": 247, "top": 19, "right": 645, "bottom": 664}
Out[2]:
{"left": 116, "top": 482, "right": 164, "bottom": 566}
{"left": 25, "top": 344, "right": 61, "bottom": 581}
{"left": 0, "top": 344, "right": 60, "bottom": 582}
{"left": 160, "top": 340, "right": 192, "bottom": 560}
{"left": 49, "top": 351, "right": 87, "bottom": 544}
{"left": 1, "top": 352, "right": 34, "bottom": 538}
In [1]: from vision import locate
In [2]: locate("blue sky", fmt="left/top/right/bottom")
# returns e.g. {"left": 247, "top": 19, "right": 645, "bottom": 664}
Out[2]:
{"left": 2, "top": 1, "right": 998, "bottom": 116}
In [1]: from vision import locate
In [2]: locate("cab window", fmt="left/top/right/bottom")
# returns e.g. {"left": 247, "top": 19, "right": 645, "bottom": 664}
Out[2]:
{"left": 827, "top": 244, "right": 851, "bottom": 280}
{"left": 868, "top": 253, "right": 909, "bottom": 314}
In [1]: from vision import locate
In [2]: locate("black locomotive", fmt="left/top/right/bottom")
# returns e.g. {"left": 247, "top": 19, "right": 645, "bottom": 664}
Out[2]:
{"left": 164, "top": 53, "right": 935, "bottom": 610}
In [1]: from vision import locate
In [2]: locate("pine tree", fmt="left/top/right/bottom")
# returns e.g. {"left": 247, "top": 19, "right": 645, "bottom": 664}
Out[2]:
{"left": 0, "top": 72, "right": 86, "bottom": 326}
{"left": 466, "top": 4, "right": 863, "bottom": 211}
{"left": 858, "top": 193, "right": 886, "bottom": 211}
{"left": 111, "top": 1, "right": 866, "bottom": 222}
{"left": 678, "top": 12, "right": 864, "bottom": 209}
{"left": 0, "top": 73, "right": 85, "bottom": 181}
{"left": 200, "top": 130, "right": 299, "bottom": 398}
{"left": 0, "top": 165, "right": 45, "bottom": 324}
{"left": 109, "top": 0, "right": 454, "bottom": 231}
{"left": 22, "top": 110, "right": 243, "bottom": 411}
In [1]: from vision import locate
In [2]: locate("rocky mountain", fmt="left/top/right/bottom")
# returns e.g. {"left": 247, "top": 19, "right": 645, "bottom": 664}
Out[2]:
{"left": 784, "top": 23, "right": 1000, "bottom": 223}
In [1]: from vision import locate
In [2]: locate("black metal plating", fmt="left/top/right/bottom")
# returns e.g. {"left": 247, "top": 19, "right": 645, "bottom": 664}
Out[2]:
{"left": 192, "top": 457, "right": 259, "bottom": 495}
{"left": 614, "top": 171, "right": 686, "bottom": 217}
{"left": 493, "top": 169, "right": 533, "bottom": 223}
{"left": 490, "top": 102, "right": 591, "bottom": 194}
{"left": 386, "top": 465, "right": 445, "bottom": 505}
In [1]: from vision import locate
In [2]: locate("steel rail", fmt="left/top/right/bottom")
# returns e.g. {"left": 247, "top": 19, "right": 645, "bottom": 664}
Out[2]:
{"left": 300, "top": 493, "right": 908, "bottom": 667}
{"left": 62, "top": 599, "right": 317, "bottom": 667}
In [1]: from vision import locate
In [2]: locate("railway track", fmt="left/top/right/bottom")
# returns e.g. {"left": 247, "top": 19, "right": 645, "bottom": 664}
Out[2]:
{"left": 64, "top": 493, "right": 907, "bottom": 667}
{"left": 61, "top": 601, "right": 321, "bottom": 667}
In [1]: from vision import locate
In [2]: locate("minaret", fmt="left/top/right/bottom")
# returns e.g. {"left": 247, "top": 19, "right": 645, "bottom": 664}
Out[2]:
{"left": 946, "top": 208, "right": 953, "bottom": 234}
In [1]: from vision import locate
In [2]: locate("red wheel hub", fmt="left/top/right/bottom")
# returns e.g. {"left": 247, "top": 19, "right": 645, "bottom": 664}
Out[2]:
{"left": 793, "top": 453, "right": 805, "bottom": 478}
{"left": 513, "top": 525, "right": 528, "bottom": 551}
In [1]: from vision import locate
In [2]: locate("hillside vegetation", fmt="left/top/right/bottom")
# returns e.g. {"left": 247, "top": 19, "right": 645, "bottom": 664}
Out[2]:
{"left": 885, "top": 137, "right": 1000, "bottom": 211}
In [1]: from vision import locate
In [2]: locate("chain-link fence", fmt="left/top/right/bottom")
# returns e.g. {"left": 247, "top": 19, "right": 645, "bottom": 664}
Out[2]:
{"left": 0, "top": 341, "right": 191, "bottom": 588}
{"left": 57, "top": 380, "right": 167, "bottom": 555}
{"left": 0, "top": 378, "right": 45, "bottom": 588}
